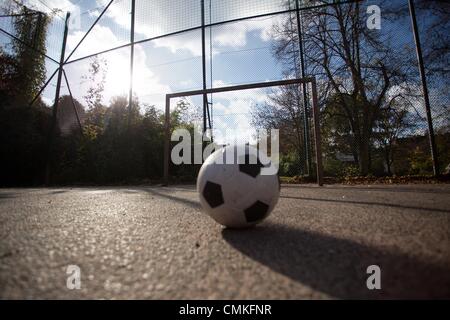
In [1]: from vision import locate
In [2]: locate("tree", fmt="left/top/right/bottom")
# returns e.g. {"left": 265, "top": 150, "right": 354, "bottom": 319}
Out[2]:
{"left": 0, "top": 48, "right": 19, "bottom": 105}
{"left": 387, "top": 0, "right": 450, "bottom": 78}
{"left": 419, "top": 1, "right": 449, "bottom": 78}
{"left": 0, "top": 5, "right": 49, "bottom": 108}
{"left": 266, "top": 1, "right": 407, "bottom": 175}
{"left": 252, "top": 85, "right": 308, "bottom": 175}
{"left": 0, "top": 4, "right": 51, "bottom": 186}
{"left": 81, "top": 57, "right": 108, "bottom": 137}
{"left": 372, "top": 102, "right": 409, "bottom": 175}
{"left": 83, "top": 56, "right": 108, "bottom": 110}
{"left": 12, "top": 6, "right": 49, "bottom": 106}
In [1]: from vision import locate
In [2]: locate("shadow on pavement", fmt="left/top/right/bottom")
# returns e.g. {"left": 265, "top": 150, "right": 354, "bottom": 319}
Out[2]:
{"left": 47, "top": 190, "right": 69, "bottom": 195}
{"left": 0, "top": 192, "right": 18, "bottom": 200}
{"left": 282, "top": 184, "right": 450, "bottom": 195}
{"left": 142, "top": 188, "right": 202, "bottom": 210}
{"left": 280, "top": 195, "right": 450, "bottom": 214}
{"left": 222, "top": 224, "right": 450, "bottom": 299}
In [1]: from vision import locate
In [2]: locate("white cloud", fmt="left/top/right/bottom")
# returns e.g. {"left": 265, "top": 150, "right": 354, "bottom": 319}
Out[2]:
{"left": 41, "top": 95, "right": 53, "bottom": 106}
{"left": 386, "top": 83, "right": 449, "bottom": 135}
{"left": 64, "top": 24, "right": 170, "bottom": 109}
{"left": 213, "top": 24, "right": 247, "bottom": 48}
{"left": 212, "top": 16, "right": 279, "bottom": 48}
{"left": 28, "top": 0, "right": 283, "bottom": 112}
{"left": 67, "top": 24, "right": 123, "bottom": 58}
{"left": 13, "top": 0, "right": 282, "bottom": 58}
{"left": 152, "top": 31, "right": 203, "bottom": 57}
{"left": 101, "top": 0, "right": 130, "bottom": 28}
{"left": 387, "top": 83, "right": 424, "bottom": 117}
{"left": 208, "top": 79, "right": 273, "bottom": 144}
{"left": 212, "top": 80, "right": 270, "bottom": 104}
{"left": 212, "top": 105, "right": 256, "bottom": 145}
{"left": 133, "top": 44, "right": 171, "bottom": 106}
{"left": 98, "top": 0, "right": 283, "bottom": 57}
{"left": 151, "top": 16, "right": 281, "bottom": 57}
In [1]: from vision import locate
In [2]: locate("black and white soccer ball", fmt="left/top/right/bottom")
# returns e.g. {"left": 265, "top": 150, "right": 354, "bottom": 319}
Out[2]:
{"left": 197, "top": 145, "right": 280, "bottom": 228}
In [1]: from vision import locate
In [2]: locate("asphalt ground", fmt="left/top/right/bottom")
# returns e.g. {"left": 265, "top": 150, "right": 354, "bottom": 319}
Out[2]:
{"left": 0, "top": 184, "right": 449, "bottom": 299}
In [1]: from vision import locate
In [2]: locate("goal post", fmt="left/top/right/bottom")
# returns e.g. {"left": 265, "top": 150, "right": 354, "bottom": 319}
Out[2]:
{"left": 163, "top": 77, "right": 324, "bottom": 187}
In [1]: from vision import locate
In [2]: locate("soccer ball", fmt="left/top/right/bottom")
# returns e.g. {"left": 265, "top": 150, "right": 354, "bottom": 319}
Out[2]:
{"left": 197, "top": 145, "right": 280, "bottom": 228}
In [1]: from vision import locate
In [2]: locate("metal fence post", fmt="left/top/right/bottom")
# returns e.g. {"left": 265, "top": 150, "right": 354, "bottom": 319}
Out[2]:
{"left": 164, "top": 95, "right": 171, "bottom": 186}
{"left": 62, "top": 69, "right": 83, "bottom": 135}
{"left": 128, "top": 0, "right": 136, "bottom": 129}
{"left": 311, "top": 78, "right": 324, "bottom": 186}
{"left": 201, "top": 0, "right": 208, "bottom": 135}
{"left": 408, "top": 0, "right": 440, "bottom": 176}
{"left": 45, "top": 12, "right": 70, "bottom": 185}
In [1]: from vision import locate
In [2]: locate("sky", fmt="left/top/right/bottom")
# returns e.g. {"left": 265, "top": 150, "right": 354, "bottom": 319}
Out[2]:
{"left": 0, "top": 0, "right": 447, "bottom": 142}
{"left": 0, "top": 0, "right": 294, "bottom": 144}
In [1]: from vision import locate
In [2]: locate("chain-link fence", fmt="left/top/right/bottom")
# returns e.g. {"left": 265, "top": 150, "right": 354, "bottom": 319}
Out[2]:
{"left": 0, "top": 0, "right": 448, "bottom": 185}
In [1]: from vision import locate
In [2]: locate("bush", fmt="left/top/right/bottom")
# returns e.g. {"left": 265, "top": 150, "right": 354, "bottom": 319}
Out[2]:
{"left": 279, "top": 152, "right": 305, "bottom": 177}
{"left": 0, "top": 105, "right": 51, "bottom": 186}
{"left": 409, "top": 146, "right": 433, "bottom": 175}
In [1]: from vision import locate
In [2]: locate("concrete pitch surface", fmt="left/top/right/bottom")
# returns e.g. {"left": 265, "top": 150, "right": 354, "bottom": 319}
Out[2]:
{"left": 0, "top": 184, "right": 449, "bottom": 299}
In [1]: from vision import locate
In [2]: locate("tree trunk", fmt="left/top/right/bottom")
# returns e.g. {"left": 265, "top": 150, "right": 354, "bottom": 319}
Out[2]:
{"left": 358, "top": 134, "right": 370, "bottom": 175}
{"left": 385, "top": 148, "right": 392, "bottom": 176}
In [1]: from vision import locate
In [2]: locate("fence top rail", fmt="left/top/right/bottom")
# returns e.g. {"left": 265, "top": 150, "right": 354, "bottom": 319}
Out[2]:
{"left": 166, "top": 78, "right": 315, "bottom": 99}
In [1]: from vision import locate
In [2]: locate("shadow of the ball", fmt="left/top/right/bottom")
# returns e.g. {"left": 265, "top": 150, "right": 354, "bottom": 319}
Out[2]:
{"left": 221, "top": 223, "right": 450, "bottom": 299}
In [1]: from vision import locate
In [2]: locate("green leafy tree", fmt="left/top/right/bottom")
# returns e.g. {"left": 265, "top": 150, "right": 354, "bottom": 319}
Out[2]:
{"left": 83, "top": 57, "right": 108, "bottom": 110}
{"left": 372, "top": 103, "right": 409, "bottom": 176}
{"left": 11, "top": 6, "right": 49, "bottom": 106}
{"left": 0, "top": 4, "right": 51, "bottom": 186}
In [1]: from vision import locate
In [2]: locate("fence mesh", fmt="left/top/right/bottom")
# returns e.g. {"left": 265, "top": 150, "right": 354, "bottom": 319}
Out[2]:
{"left": 0, "top": 0, "right": 448, "bottom": 185}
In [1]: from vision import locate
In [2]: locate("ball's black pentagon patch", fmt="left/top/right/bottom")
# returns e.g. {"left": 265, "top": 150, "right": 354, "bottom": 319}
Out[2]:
{"left": 239, "top": 153, "right": 264, "bottom": 178}
{"left": 244, "top": 201, "right": 270, "bottom": 223}
{"left": 203, "top": 181, "right": 224, "bottom": 208}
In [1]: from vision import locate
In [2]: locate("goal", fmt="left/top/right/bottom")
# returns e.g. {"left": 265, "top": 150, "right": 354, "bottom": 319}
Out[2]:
{"left": 163, "top": 77, "right": 324, "bottom": 186}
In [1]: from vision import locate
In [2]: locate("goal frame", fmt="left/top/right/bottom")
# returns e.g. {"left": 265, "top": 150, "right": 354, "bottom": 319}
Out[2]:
{"left": 163, "top": 77, "right": 324, "bottom": 186}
